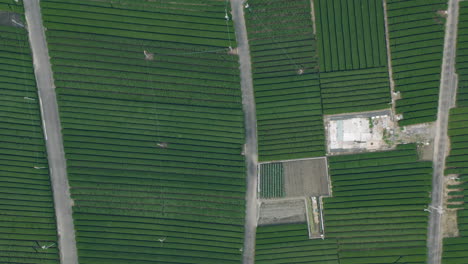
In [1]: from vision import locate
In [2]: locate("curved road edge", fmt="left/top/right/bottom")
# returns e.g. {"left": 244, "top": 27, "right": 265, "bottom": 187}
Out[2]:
{"left": 230, "top": 1, "right": 259, "bottom": 264}
{"left": 24, "top": 1, "right": 79, "bottom": 263}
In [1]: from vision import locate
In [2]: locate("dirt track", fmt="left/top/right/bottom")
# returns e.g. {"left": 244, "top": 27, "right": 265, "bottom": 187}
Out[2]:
{"left": 230, "top": 1, "right": 258, "bottom": 264}
{"left": 24, "top": 1, "right": 78, "bottom": 263}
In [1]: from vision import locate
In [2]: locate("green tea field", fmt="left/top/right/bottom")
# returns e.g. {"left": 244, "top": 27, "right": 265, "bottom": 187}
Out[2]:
{"left": 315, "top": 0, "right": 387, "bottom": 72}
{"left": 442, "top": 3, "right": 468, "bottom": 260}
{"left": 41, "top": 0, "right": 246, "bottom": 263}
{"left": 325, "top": 144, "right": 432, "bottom": 263}
{"left": 314, "top": 0, "right": 391, "bottom": 115}
{"left": 245, "top": 0, "right": 326, "bottom": 161}
{"left": 0, "top": 1, "right": 59, "bottom": 263}
{"left": 387, "top": 0, "right": 446, "bottom": 126}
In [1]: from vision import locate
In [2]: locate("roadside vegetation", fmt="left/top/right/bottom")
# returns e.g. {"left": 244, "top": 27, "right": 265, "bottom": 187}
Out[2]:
{"left": 315, "top": 0, "right": 387, "bottom": 72}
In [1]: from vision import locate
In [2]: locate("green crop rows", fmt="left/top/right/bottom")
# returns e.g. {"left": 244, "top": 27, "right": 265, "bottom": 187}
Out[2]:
{"left": 319, "top": 67, "right": 391, "bottom": 114}
{"left": 0, "top": 19, "right": 59, "bottom": 264}
{"left": 323, "top": 144, "right": 432, "bottom": 263}
{"left": 259, "top": 162, "right": 284, "bottom": 199}
{"left": 442, "top": 108, "right": 468, "bottom": 262}
{"left": 456, "top": 2, "right": 468, "bottom": 107}
{"left": 256, "top": 223, "right": 339, "bottom": 264}
{"left": 254, "top": 145, "right": 432, "bottom": 263}
{"left": 245, "top": 0, "right": 325, "bottom": 162}
{"left": 442, "top": 6, "right": 468, "bottom": 258}
{"left": 42, "top": 0, "right": 246, "bottom": 263}
{"left": 315, "top": 0, "right": 387, "bottom": 72}
{"left": 0, "top": 0, "right": 23, "bottom": 13}
{"left": 387, "top": 0, "right": 446, "bottom": 126}
{"left": 314, "top": 0, "right": 391, "bottom": 115}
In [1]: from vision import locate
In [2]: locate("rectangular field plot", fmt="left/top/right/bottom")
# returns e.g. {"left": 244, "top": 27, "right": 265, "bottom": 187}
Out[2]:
{"left": 259, "top": 163, "right": 284, "bottom": 199}
{"left": 259, "top": 157, "right": 330, "bottom": 199}
{"left": 315, "top": 0, "right": 387, "bottom": 72}
{"left": 283, "top": 158, "right": 330, "bottom": 198}
{"left": 442, "top": 81, "right": 468, "bottom": 260}
{"left": 42, "top": 0, "right": 246, "bottom": 263}
{"left": 255, "top": 224, "right": 339, "bottom": 264}
{"left": 387, "top": 0, "right": 446, "bottom": 126}
{"left": 258, "top": 198, "right": 306, "bottom": 226}
{"left": 246, "top": 0, "right": 326, "bottom": 162}
{"left": 319, "top": 67, "right": 391, "bottom": 114}
{"left": 441, "top": 5, "right": 468, "bottom": 257}
{"left": 456, "top": 2, "right": 468, "bottom": 107}
{"left": 324, "top": 144, "right": 432, "bottom": 262}
{"left": 0, "top": 19, "right": 59, "bottom": 264}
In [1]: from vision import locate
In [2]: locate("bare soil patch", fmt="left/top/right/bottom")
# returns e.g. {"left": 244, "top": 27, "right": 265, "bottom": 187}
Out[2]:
{"left": 258, "top": 198, "right": 306, "bottom": 226}
{"left": 283, "top": 157, "right": 330, "bottom": 198}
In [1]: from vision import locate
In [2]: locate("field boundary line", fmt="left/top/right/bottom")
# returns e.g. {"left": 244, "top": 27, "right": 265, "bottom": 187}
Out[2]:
{"left": 24, "top": 1, "right": 79, "bottom": 263}
{"left": 259, "top": 156, "right": 327, "bottom": 165}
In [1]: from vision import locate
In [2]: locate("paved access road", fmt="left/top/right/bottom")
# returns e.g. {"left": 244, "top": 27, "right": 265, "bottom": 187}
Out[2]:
{"left": 427, "top": 0, "right": 459, "bottom": 263}
{"left": 23, "top": 1, "right": 79, "bottom": 263}
{"left": 230, "top": 1, "right": 258, "bottom": 264}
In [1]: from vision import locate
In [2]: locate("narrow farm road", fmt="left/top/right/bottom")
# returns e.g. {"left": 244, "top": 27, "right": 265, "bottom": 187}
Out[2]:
{"left": 230, "top": 1, "right": 258, "bottom": 264}
{"left": 382, "top": 0, "right": 398, "bottom": 119}
{"left": 23, "top": 1, "right": 79, "bottom": 264}
{"left": 427, "top": 0, "right": 459, "bottom": 263}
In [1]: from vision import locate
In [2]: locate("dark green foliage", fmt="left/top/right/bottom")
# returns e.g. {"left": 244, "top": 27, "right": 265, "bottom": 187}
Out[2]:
{"left": 319, "top": 67, "right": 391, "bottom": 114}
{"left": 325, "top": 144, "right": 432, "bottom": 262}
{"left": 0, "top": 25, "right": 59, "bottom": 263}
{"left": 259, "top": 162, "right": 284, "bottom": 198}
{"left": 42, "top": 0, "right": 245, "bottom": 263}
{"left": 246, "top": 0, "right": 325, "bottom": 161}
{"left": 315, "top": 0, "right": 387, "bottom": 72}
{"left": 456, "top": 2, "right": 468, "bottom": 107}
{"left": 256, "top": 223, "right": 340, "bottom": 264}
{"left": 387, "top": 0, "right": 446, "bottom": 126}
{"left": 442, "top": 6, "right": 468, "bottom": 255}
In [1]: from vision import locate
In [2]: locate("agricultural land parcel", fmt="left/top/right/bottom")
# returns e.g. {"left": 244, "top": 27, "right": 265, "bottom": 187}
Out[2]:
{"left": 315, "top": 0, "right": 391, "bottom": 115}
{"left": 245, "top": 0, "right": 326, "bottom": 162}
{"left": 259, "top": 158, "right": 328, "bottom": 199}
{"left": 0, "top": 1, "right": 59, "bottom": 263}
{"left": 255, "top": 144, "right": 432, "bottom": 263}
{"left": 442, "top": 2, "right": 468, "bottom": 262}
{"left": 41, "top": 0, "right": 247, "bottom": 263}
{"left": 387, "top": 0, "right": 446, "bottom": 126}
{"left": 315, "top": 0, "right": 387, "bottom": 72}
